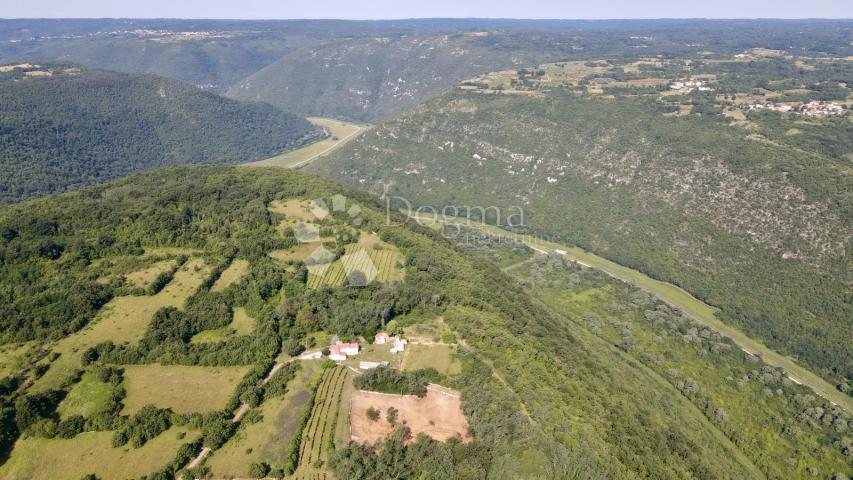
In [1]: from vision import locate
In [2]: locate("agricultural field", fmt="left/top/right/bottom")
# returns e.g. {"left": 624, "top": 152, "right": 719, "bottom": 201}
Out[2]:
{"left": 121, "top": 364, "right": 250, "bottom": 414}
{"left": 293, "top": 365, "right": 347, "bottom": 478}
{"left": 306, "top": 242, "right": 404, "bottom": 288}
{"left": 0, "top": 426, "right": 199, "bottom": 480}
{"left": 191, "top": 307, "right": 257, "bottom": 344}
{"left": 244, "top": 117, "right": 367, "bottom": 169}
{"left": 333, "top": 371, "right": 356, "bottom": 449}
{"left": 210, "top": 259, "right": 250, "bottom": 292}
{"left": 205, "top": 361, "right": 324, "bottom": 478}
{"left": 31, "top": 257, "right": 213, "bottom": 392}
{"left": 349, "top": 385, "right": 470, "bottom": 445}
{"left": 56, "top": 372, "right": 114, "bottom": 418}
{"left": 401, "top": 344, "right": 461, "bottom": 376}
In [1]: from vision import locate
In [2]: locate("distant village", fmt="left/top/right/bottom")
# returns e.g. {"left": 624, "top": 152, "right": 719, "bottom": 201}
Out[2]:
{"left": 669, "top": 79, "right": 714, "bottom": 92}
{"left": 747, "top": 100, "right": 847, "bottom": 117}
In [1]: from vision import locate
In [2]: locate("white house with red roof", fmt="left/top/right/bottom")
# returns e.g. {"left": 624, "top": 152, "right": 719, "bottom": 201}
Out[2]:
{"left": 329, "top": 340, "right": 360, "bottom": 361}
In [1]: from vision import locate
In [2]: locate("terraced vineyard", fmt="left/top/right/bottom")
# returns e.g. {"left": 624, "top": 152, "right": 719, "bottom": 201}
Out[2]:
{"left": 294, "top": 366, "right": 348, "bottom": 480}
{"left": 306, "top": 246, "right": 403, "bottom": 288}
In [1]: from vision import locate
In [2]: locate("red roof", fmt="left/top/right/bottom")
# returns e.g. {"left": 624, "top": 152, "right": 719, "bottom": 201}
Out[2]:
{"left": 330, "top": 342, "right": 359, "bottom": 355}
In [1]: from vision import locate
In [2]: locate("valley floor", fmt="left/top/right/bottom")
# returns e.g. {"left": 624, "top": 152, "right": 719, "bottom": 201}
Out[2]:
{"left": 243, "top": 117, "right": 368, "bottom": 169}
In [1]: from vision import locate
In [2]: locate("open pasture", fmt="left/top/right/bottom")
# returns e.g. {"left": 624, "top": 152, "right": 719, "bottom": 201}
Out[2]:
{"left": 121, "top": 364, "right": 250, "bottom": 414}
{"left": 57, "top": 372, "right": 114, "bottom": 419}
{"left": 210, "top": 259, "right": 250, "bottom": 292}
{"left": 190, "top": 307, "right": 257, "bottom": 344}
{"left": 32, "top": 258, "right": 212, "bottom": 392}
{"left": 124, "top": 259, "right": 177, "bottom": 289}
{"left": 0, "top": 342, "right": 34, "bottom": 378}
{"left": 0, "top": 426, "right": 199, "bottom": 480}
{"left": 269, "top": 242, "right": 322, "bottom": 263}
{"left": 401, "top": 343, "right": 461, "bottom": 376}
{"left": 349, "top": 385, "right": 470, "bottom": 445}
{"left": 267, "top": 198, "right": 315, "bottom": 222}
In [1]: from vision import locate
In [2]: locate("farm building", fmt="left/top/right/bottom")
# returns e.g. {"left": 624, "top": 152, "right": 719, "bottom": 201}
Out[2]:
{"left": 374, "top": 332, "right": 391, "bottom": 344}
{"left": 359, "top": 360, "right": 390, "bottom": 369}
{"left": 391, "top": 337, "right": 408, "bottom": 354}
{"left": 329, "top": 341, "right": 360, "bottom": 361}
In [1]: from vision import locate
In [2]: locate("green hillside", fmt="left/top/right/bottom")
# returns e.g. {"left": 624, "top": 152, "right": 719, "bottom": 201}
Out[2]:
{"left": 0, "top": 64, "right": 319, "bottom": 203}
{"left": 309, "top": 54, "right": 853, "bottom": 388}
{"left": 4, "top": 166, "right": 844, "bottom": 478}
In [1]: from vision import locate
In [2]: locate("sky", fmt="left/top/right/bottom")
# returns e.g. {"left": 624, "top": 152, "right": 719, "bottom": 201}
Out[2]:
{"left": 1, "top": 0, "right": 851, "bottom": 20}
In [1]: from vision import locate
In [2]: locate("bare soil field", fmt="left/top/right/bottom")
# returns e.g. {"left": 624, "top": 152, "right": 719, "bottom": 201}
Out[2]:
{"left": 349, "top": 385, "right": 470, "bottom": 444}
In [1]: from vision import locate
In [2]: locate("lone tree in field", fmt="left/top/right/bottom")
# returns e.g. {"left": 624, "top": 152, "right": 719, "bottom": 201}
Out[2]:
{"left": 366, "top": 406, "right": 380, "bottom": 421}
{"left": 386, "top": 406, "right": 399, "bottom": 425}
{"left": 248, "top": 462, "right": 270, "bottom": 479}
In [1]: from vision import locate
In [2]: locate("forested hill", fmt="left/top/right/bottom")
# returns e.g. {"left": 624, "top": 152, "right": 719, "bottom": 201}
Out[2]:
{"left": 0, "top": 64, "right": 319, "bottom": 203}
{"left": 309, "top": 58, "right": 853, "bottom": 387}
{"left": 0, "top": 166, "right": 791, "bottom": 478}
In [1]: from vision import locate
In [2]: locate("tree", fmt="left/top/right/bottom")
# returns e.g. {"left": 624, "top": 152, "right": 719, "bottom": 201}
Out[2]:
{"left": 386, "top": 406, "right": 399, "bottom": 425}
{"left": 385, "top": 320, "right": 399, "bottom": 336}
{"left": 366, "top": 406, "right": 380, "bottom": 422}
{"left": 248, "top": 462, "right": 270, "bottom": 479}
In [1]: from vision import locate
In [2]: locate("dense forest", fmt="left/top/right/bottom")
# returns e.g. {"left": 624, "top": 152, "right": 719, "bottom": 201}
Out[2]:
{"left": 0, "top": 64, "right": 319, "bottom": 203}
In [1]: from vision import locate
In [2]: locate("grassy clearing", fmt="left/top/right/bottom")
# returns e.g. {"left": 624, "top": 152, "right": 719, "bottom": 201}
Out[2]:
{"left": 191, "top": 307, "right": 257, "bottom": 344}
{"left": 124, "top": 259, "right": 177, "bottom": 289}
{"left": 0, "top": 342, "right": 34, "bottom": 378}
{"left": 402, "top": 344, "right": 461, "bottom": 376}
{"left": 267, "top": 198, "right": 315, "bottom": 221}
{"left": 402, "top": 316, "right": 451, "bottom": 343}
{"left": 205, "top": 361, "right": 323, "bottom": 477}
{"left": 0, "top": 426, "right": 198, "bottom": 480}
{"left": 122, "top": 364, "right": 250, "bottom": 415}
{"left": 269, "top": 242, "right": 322, "bottom": 263}
{"left": 32, "top": 258, "right": 212, "bottom": 392}
{"left": 57, "top": 373, "right": 113, "bottom": 419}
{"left": 142, "top": 247, "right": 200, "bottom": 258}
{"left": 295, "top": 366, "right": 346, "bottom": 477}
{"left": 244, "top": 117, "right": 367, "bottom": 169}
{"left": 210, "top": 259, "right": 249, "bottom": 292}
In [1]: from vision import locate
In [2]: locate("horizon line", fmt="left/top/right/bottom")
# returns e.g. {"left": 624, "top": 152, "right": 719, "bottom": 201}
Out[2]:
{"left": 2, "top": 16, "right": 852, "bottom": 21}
